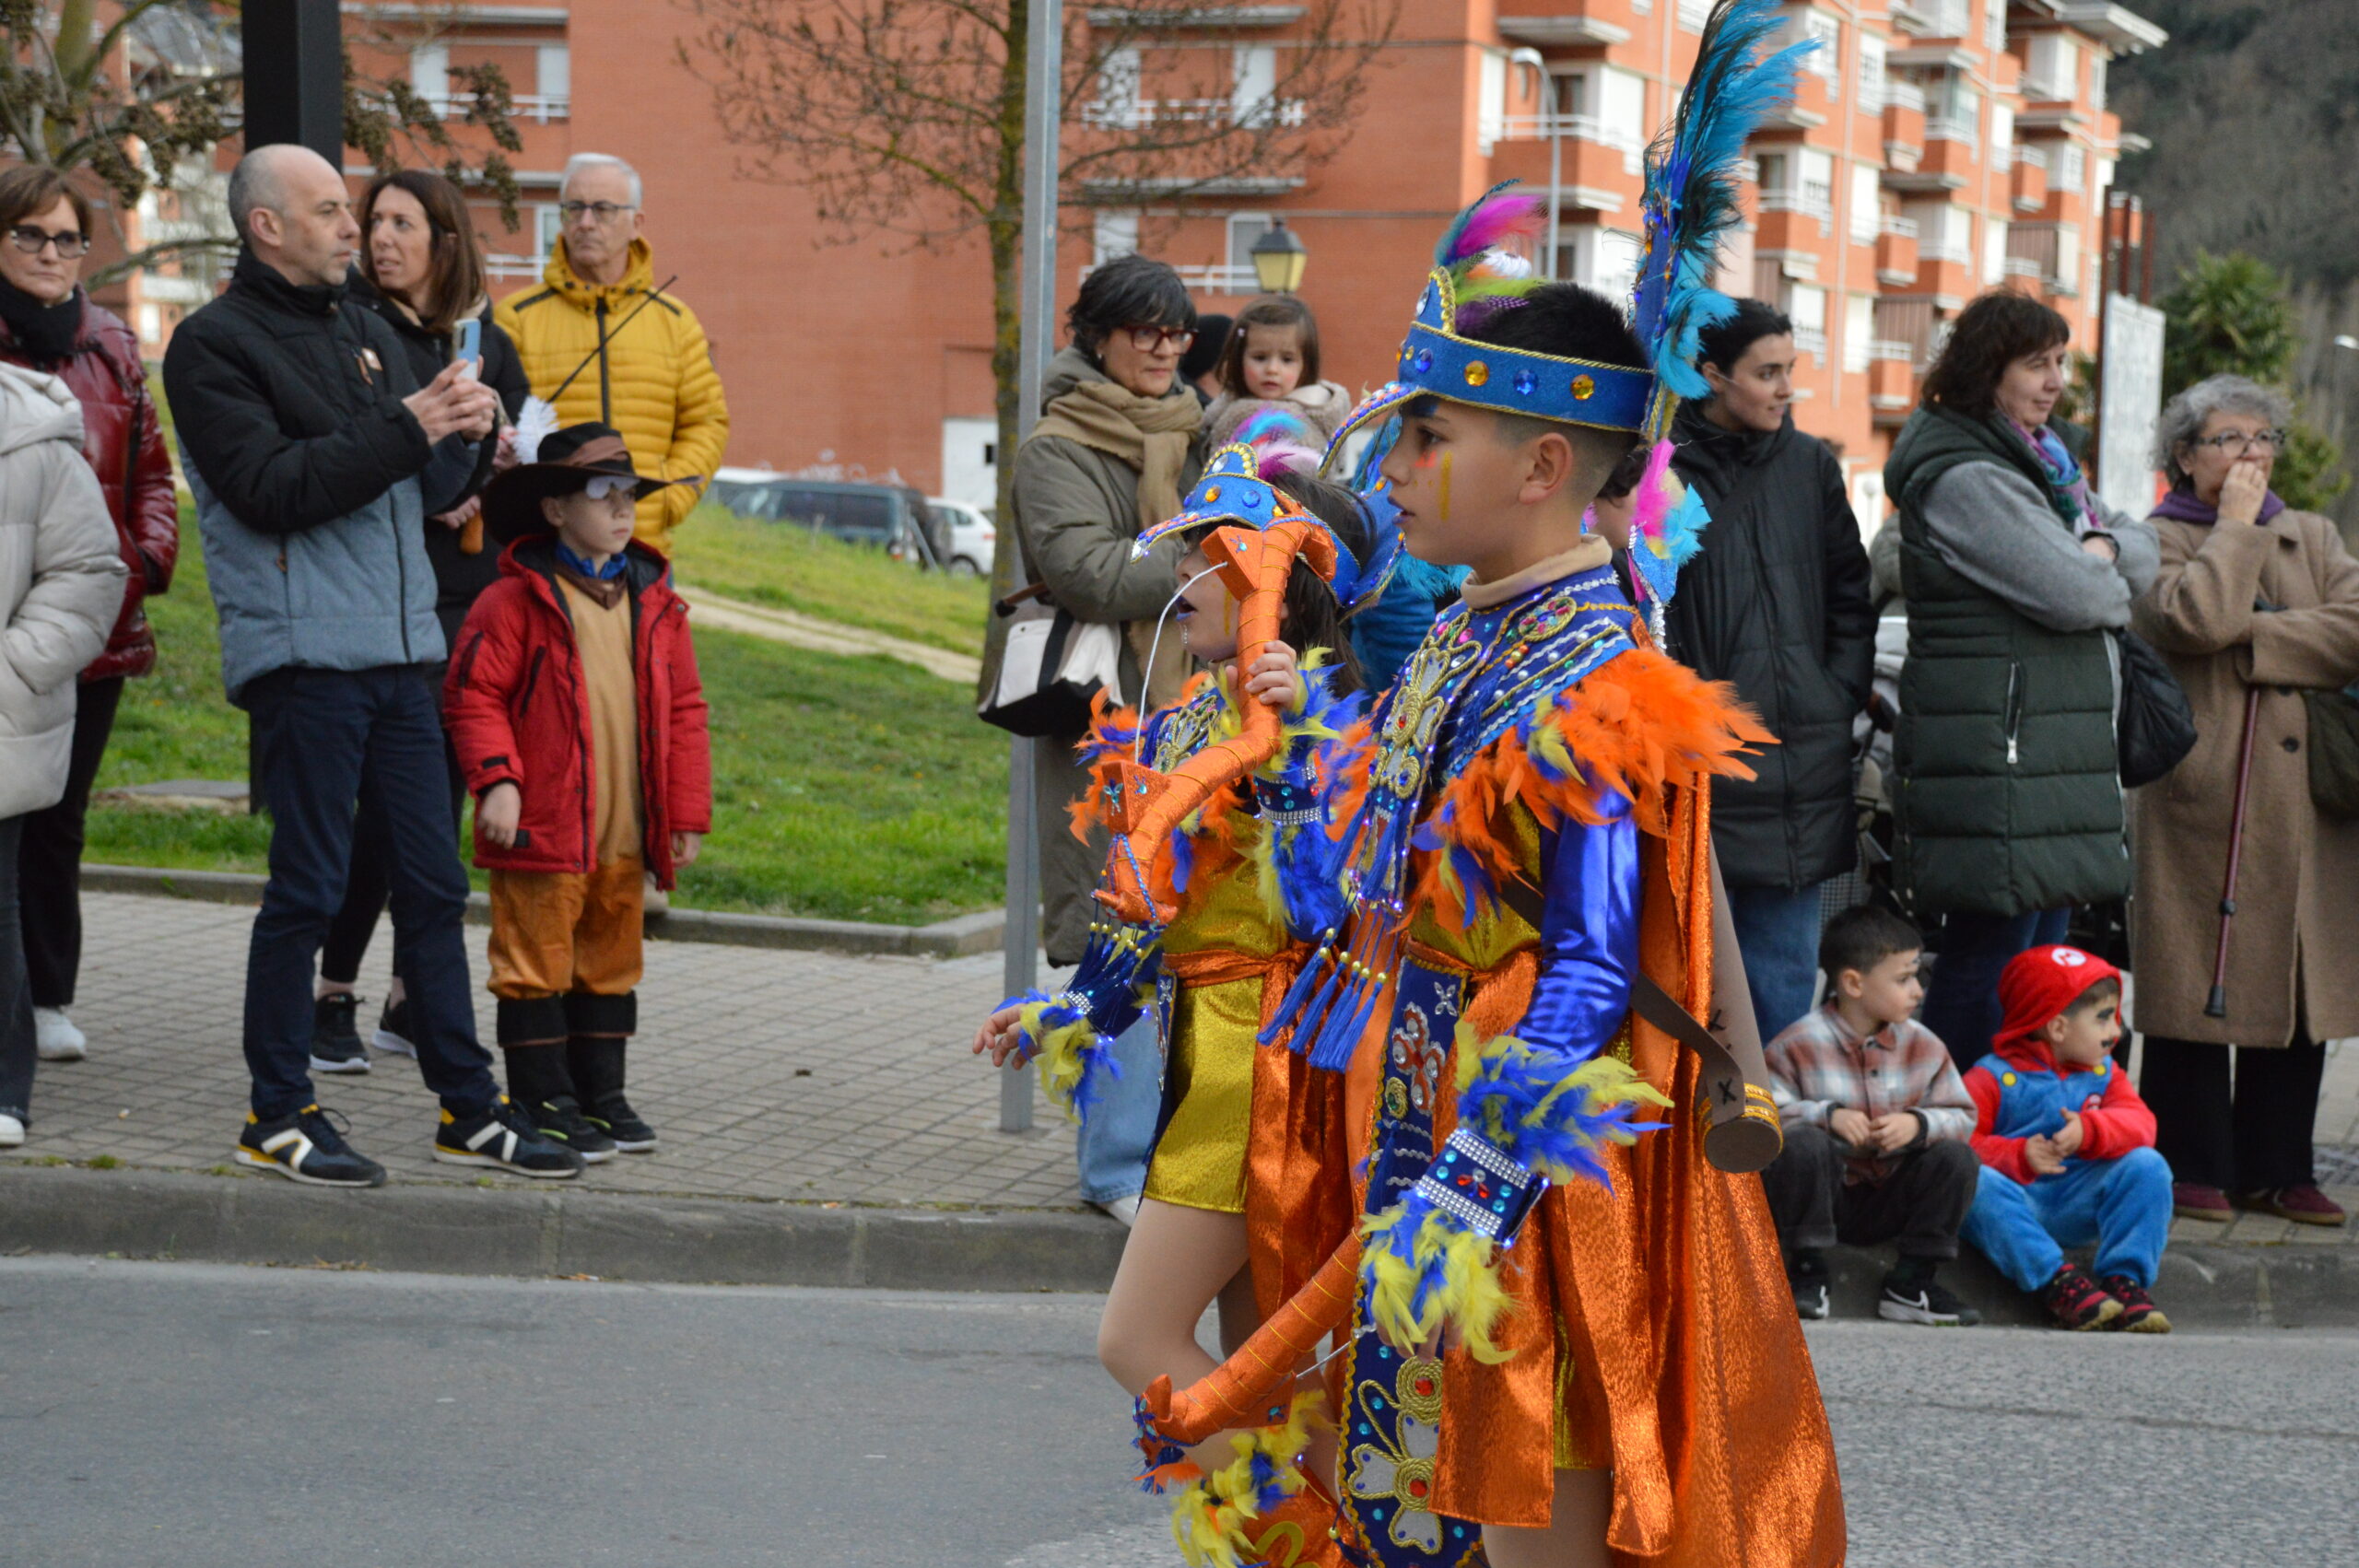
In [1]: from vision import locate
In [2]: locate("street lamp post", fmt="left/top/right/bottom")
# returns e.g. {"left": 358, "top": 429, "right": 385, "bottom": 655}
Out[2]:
{"left": 1249, "top": 217, "right": 1309, "bottom": 294}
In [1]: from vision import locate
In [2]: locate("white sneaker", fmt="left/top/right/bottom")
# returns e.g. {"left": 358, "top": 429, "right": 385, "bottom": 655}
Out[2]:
{"left": 1092, "top": 1194, "right": 1142, "bottom": 1227}
{"left": 0, "top": 1114, "right": 23, "bottom": 1148}
{"left": 641, "top": 872, "right": 670, "bottom": 916}
{"left": 33, "top": 1008, "right": 86, "bottom": 1062}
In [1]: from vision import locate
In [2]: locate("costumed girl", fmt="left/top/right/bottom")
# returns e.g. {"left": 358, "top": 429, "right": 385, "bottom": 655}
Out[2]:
{"left": 1134, "top": 5, "right": 1848, "bottom": 1564}
{"left": 973, "top": 432, "right": 1396, "bottom": 1567}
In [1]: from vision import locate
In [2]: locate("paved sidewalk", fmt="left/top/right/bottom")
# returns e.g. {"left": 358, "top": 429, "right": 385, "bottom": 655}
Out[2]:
{"left": 24, "top": 892, "right": 1074, "bottom": 1208}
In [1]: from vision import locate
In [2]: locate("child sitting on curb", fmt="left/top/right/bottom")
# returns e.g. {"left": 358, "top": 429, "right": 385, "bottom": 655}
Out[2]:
{"left": 1760, "top": 905, "right": 1983, "bottom": 1325}
{"left": 1962, "top": 945, "right": 2174, "bottom": 1333}
{"left": 444, "top": 421, "right": 711, "bottom": 1164}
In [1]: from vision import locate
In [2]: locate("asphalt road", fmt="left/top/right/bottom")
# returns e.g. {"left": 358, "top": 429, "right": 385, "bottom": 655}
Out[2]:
{"left": 2, "top": 1257, "right": 2353, "bottom": 1567}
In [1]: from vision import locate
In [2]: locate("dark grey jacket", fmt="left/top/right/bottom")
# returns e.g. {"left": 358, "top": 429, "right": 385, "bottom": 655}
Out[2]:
{"left": 164, "top": 252, "right": 482, "bottom": 701}
{"left": 1666, "top": 404, "right": 1875, "bottom": 891}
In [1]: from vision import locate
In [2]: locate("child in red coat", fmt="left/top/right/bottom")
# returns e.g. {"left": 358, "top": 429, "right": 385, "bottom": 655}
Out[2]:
{"left": 444, "top": 423, "right": 711, "bottom": 1161}
{"left": 1961, "top": 946, "right": 2173, "bottom": 1332}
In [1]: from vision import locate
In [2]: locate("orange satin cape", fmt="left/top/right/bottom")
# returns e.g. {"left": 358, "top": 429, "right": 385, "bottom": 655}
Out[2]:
{"left": 1337, "top": 646, "right": 1848, "bottom": 1564}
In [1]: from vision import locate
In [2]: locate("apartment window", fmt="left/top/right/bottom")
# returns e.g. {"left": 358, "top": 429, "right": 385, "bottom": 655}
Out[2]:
{"left": 1755, "top": 150, "right": 1790, "bottom": 198}
{"left": 1477, "top": 48, "right": 1508, "bottom": 151}
{"left": 1983, "top": 0, "right": 2006, "bottom": 53}
{"left": 1791, "top": 9, "right": 1840, "bottom": 80}
{"left": 1788, "top": 283, "right": 1827, "bottom": 360}
{"left": 1097, "top": 47, "right": 1142, "bottom": 127}
{"left": 1234, "top": 44, "right": 1278, "bottom": 127}
{"left": 1848, "top": 163, "right": 1880, "bottom": 244}
{"left": 1843, "top": 292, "right": 1874, "bottom": 373}
{"left": 1798, "top": 147, "right": 1835, "bottom": 216}
{"left": 535, "top": 203, "right": 563, "bottom": 257}
{"left": 2025, "top": 33, "right": 2076, "bottom": 100}
{"left": 1927, "top": 74, "right": 1978, "bottom": 141}
{"left": 2056, "top": 142, "right": 2087, "bottom": 194}
{"left": 1857, "top": 33, "right": 1886, "bottom": 112}
{"left": 2091, "top": 54, "right": 2108, "bottom": 112}
{"left": 1983, "top": 219, "right": 2008, "bottom": 285}
{"left": 1906, "top": 201, "right": 1972, "bottom": 263}
{"left": 1226, "top": 213, "right": 1275, "bottom": 282}
{"left": 410, "top": 42, "right": 448, "bottom": 99}
{"left": 1558, "top": 225, "right": 1642, "bottom": 298}
{"left": 1598, "top": 66, "right": 1647, "bottom": 150}
{"left": 1989, "top": 103, "right": 2014, "bottom": 152}
{"left": 536, "top": 43, "right": 569, "bottom": 101}
{"left": 1677, "top": 0, "right": 1714, "bottom": 32}
{"left": 1094, "top": 209, "right": 1140, "bottom": 264}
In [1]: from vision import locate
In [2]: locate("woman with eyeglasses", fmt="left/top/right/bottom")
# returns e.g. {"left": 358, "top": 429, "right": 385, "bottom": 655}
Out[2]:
{"left": 1881, "top": 290, "right": 2160, "bottom": 1073}
{"left": 305, "top": 170, "right": 530, "bottom": 1071}
{"left": 2130, "top": 374, "right": 2359, "bottom": 1230}
{"left": 0, "top": 165, "right": 178, "bottom": 1069}
{"left": 1004, "top": 251, "right": 1204, "bottom": 1223}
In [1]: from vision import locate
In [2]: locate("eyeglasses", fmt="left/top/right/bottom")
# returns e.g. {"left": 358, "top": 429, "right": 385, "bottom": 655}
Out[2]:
{"left": 1122, "top": 323, "right": 1196, "bottom": 353}
{"left": 2191, "top": 428, "right": 2288, "bottom": 454}
{"left": 558, "top": 201, "right": 637, "bottom": 224}
{"left": 581, "top": 474, "right": 637, "bottom": 501}
{"left": 8, "top": 226, "right": 88, "bottom": 259}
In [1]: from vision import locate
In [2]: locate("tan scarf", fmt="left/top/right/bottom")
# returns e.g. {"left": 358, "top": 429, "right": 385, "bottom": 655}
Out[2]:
{"left": 1029, "top": 379, "right": 1203, "bottom": 531}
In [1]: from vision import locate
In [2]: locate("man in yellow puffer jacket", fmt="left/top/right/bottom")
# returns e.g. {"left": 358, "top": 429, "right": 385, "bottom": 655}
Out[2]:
{"left": 495, "top": 154, "right": 728, "bottom": 553}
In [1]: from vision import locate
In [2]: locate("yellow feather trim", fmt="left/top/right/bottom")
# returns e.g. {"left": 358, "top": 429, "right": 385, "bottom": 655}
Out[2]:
{"left": 1166, "top": 1390, "right": 1327, "bottom": 1568}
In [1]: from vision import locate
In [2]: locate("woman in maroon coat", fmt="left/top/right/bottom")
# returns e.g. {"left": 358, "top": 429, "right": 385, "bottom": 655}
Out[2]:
{"left": 0, "top": 167, "right": 178, "bottom": 1065}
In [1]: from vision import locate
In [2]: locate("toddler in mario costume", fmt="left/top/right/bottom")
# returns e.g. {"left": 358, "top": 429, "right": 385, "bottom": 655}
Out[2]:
{"left": 443, "top": 422, "right": 711, "bottom": 1164}
{"left": 1961, "top": 945, "right": 2174, "bottom": 1332}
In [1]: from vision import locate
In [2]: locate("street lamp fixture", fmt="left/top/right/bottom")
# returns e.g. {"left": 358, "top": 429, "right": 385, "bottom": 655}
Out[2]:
{"left": 1250, "top": 216, "right": 1308, "bottom": 294}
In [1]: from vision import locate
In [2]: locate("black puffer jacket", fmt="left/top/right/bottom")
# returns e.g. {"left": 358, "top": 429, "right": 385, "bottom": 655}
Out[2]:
{"left": 1665, "top": 403, "right": 1875, "bottom": 891}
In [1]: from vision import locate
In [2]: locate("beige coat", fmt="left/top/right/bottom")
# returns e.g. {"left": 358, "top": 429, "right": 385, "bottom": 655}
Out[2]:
{"left": 2129, "top": 506, "right": 2359, "bottom": 1046}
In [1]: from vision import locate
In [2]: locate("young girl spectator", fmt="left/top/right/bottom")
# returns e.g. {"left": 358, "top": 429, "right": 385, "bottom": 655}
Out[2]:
{"left": 1203, "top": 295, "right": 1354, "bottom": 451}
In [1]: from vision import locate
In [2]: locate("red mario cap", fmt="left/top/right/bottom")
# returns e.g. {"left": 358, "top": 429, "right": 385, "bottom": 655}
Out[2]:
{"left": 1994, "top": 945, "right": 2123, "bottom": 1054}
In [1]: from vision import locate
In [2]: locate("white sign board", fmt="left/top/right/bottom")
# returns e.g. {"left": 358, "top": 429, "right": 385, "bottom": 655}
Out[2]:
{"left": 2098, "top": 294, "right": 2166, "bottom": 519}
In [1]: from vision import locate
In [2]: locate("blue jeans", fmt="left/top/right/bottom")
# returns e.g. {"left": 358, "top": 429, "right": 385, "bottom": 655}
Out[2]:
{"left": 1074, "top": 1011, "right": 1160, "bottom": 1204}
{"left": 1726, "top": 881, "right": 1828, "bottom": 1043}
{"left": 1921, "top": 907, "right": 2071, "bottom": 1071}
{"left": 241, "top": 666, "right": 500, "bottom": 1122}
{"left": 1964, "top": 1147, "right": 2174, "bottom": 1292}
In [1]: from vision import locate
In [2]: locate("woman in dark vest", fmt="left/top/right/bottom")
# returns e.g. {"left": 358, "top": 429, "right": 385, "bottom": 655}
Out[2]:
{"left": 1881, "top": 292, "right": 2157, "bottom": 1068}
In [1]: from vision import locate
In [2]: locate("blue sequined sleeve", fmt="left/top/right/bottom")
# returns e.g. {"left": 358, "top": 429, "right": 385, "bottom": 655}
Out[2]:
{"left": 1516, "top": 787, "right": 1640, "bottom": 1061}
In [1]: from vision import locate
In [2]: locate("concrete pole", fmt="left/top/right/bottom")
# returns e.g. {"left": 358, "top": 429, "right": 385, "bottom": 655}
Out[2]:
{"left": 999, "top": 0, "right": 1065, "bottom": 1135}
{"left": 243, "top": 0, "right": 345, "bottom": 162}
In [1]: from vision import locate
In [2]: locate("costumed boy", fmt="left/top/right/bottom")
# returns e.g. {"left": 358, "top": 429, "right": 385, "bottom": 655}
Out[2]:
{"left": 444, "top": 421, "right": 712, "bottom": 1162}
{"left": 1135, "top": 6, "right": 1848, "bottom": 1564}
{"left": 974, "top": 435, "right": 1394, "bottom": 1566}
{"left": 1961, "top": 944, "right": 2174, "bottom": 1333}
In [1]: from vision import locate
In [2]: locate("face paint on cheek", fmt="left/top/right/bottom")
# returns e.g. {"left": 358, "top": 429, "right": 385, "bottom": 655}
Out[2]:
{"left": 1438, "top": 451, "right": 1453, "bottom": 522}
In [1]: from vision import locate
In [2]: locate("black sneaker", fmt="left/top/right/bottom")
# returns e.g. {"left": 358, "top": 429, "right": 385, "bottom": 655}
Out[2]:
{"left": 583, "top": 1094, "right": 657, "bottom": 1153}
{"left": 1788, "top": 1252, "right": 1830, "bottom": 1320}
{"left": 236, "top": 1106, "right": 387, "bottom": 1188}
{"left": 1877, "top": 1270, "right": 1983, "bottom": 1327}
{"left": 525, "top": 1094, "right": 616, "bottom": 1164}
{"left": 372, "top": 996, "right": 417, "bottom": 1059}
{"left": 310, "top": 993, "right": 370, "bottom": 1075}
{"left": 433, "top": 1098, "right": 586, "bottom": 1179}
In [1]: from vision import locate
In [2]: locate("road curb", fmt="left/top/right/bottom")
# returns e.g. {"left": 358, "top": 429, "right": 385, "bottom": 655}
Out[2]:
{"left": 2, "top": 1163, "right": 2352, "bottom": 1322}
{"left": 0, "top": 1164, "right": 1125, "bottom": 1293}
{"left": 78, "top": 864, "right": 1004, "bottom": 959}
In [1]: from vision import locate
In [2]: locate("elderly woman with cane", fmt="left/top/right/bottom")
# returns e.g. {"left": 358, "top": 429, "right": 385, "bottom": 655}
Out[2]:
{"left": 2131, "top": 374, "right": 2359, "bottom": 1227}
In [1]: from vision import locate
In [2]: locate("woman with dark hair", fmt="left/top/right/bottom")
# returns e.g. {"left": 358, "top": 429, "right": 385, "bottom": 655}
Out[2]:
{"left": 2130, "top": 374, "right": 2359, "bottom": 1227}
{"left": 1007, "top": 251, "right": 1203, "bottom": 1221}
{"left": 310, "top": 170, "right": 530, "bottom": 1069}
{"left": 0, "top": 164, "right": 177, "bottom": 1066}
{"left": 1881, "top": 290, "right": 2158, "bottom": 1068}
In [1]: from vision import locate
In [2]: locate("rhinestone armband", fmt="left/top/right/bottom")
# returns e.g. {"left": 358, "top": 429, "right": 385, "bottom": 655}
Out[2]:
{"left": 1411, "top": 1127, "right": 1549, "bottom": 1245}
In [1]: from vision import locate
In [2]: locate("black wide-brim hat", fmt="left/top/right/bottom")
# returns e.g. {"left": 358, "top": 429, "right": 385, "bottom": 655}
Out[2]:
{"left": 479, "top": 421, "right": 697, "bottom": 544}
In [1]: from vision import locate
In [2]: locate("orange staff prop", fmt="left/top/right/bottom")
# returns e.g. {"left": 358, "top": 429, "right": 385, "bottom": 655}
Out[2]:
{"left": 1139, "top": 1234, "right": 1362, "bottom": 1445}
{"left": 1097, "top": 517, "right": 1337, "bottom": 927}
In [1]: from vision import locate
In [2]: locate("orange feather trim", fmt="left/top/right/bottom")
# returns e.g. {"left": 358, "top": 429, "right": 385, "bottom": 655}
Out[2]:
{"left": 1066, "top": 677, "right": 1250, "bottom": 919}
{"left": 1409, "top": 646, "right": 1771, "bottom": 929}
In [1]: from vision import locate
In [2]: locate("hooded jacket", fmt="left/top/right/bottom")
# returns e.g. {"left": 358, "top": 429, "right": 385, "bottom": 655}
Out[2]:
{"left": 0, "top": 292, "right": 176, "bottom": 683}
{"left": 0, "top": 363, "right": 127, "bottom": 816}
{"left": 163, "top": 251, "right": 485, "bottom": 701}
{"left": 442, "top": 534, "right": 712, "bottom": 888}
{"left": 493, "top": 238, "right": 729, "bottom": 550}
{"left": 1665, "top": 403, "right": 1874, "bottom": 890}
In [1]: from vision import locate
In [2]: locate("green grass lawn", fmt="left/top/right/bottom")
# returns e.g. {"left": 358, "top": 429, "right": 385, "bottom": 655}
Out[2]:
{"left": 85, "top": 503, "right": 1009, "bottom": 925}
{"left": 667, "top": 503, "right": 991, "bottom": 656}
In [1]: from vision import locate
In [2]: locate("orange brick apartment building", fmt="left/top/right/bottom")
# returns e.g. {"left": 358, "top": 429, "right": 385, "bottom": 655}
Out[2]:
{"left": 307, "top": 0, "right": 2163, "bottom": 519}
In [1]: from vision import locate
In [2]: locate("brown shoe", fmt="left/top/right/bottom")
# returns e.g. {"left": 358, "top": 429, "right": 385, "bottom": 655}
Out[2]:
{"left": 2173, "top": 1182, "right": 2233, "bottom": 1222}
{"left": 2237, "top": 1184, "right": 2349, "bottom": 1227}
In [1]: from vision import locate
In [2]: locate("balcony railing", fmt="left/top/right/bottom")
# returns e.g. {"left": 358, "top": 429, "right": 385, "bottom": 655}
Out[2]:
{"left": 1884, "top": 80, "right": 1927, "bottom": 113}
{"left": 1919, "top": 240, "right": 1973, "bottom": 265}
{"left": 1791, "top": 325, "right": 1828, "bottom": 359}
{"left": 2013, "top": 145, "right": 2048, "bottom": 170}
{"left": 1868, "top": 339, "right": 1915, "bottom": 363}
{"left": 2001, "top": 256, "right": 2042, "bottom": 280}
{"left": 1925, "top": 115, "right": 1977, "bottom": 143}
{"left": 1495, "top": 113, "right": 1643, "bottom": 152}
{"left": 1169, "top": 263, "right": 1262, "bottom": 293}
{"left": 1759, "top": 188, "right": 1835, "bottom": 222}
{"left": 485, "top": 253, "right": 543, "bottom": 280}
{"left": 421, "top": 92, "right": 569, "bottom": 123}
{"left": 1083, "top": 96, "right": 1308, "bottom": 130}
{"left": 1880, "top": 214, "right": 1919, "bottom": 239}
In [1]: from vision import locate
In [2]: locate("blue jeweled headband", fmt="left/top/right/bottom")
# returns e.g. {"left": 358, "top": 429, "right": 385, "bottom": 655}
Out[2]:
{"left": 1134, "top": 442, "right": 1381, "bottom": 611}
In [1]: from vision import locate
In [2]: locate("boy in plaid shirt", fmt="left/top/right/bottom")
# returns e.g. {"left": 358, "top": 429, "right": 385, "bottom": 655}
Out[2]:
{"left": 1760, "top": 905, "right": 1984, "bottom": 1326}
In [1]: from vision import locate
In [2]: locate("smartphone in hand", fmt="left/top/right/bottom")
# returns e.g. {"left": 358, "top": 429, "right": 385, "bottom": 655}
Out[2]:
{"left": 454, "top": 317, "right": 482, "bottom": 379}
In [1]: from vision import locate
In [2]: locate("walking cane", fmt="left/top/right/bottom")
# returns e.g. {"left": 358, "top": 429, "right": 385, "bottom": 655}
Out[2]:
{"left": 2204, "top": 686, "right": 2264, "bottom": 1019}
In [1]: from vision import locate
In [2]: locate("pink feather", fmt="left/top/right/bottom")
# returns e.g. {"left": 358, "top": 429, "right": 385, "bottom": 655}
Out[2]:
{"left": 1446, "top": 192, "right": 1545, "bottom": 266}
{"left": 1630, "top": 439, "right": 1679, "bottom": 550}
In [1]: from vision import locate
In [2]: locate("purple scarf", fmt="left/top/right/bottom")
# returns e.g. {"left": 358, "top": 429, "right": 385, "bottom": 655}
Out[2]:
{"left": 2150, "top": 486, "right": 2287, "bottom": 527}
